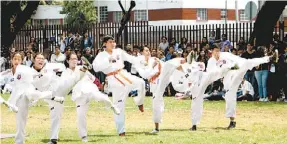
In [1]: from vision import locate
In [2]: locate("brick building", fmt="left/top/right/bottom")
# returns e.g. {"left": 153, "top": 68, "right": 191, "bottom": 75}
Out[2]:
{"left": 95, "top": 0, "right": 267, "bottom": 25}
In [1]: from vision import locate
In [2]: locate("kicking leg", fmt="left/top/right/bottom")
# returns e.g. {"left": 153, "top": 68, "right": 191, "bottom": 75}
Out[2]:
{"left": 128, "top": 75, "right": 146, "bottom": 112}
{"left": 89, "top": 89, "right": 120, "bottom": 115}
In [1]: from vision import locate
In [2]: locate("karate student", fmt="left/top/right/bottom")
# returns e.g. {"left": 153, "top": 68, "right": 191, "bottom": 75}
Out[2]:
{"left": 133, "top": 46, "right": 184, "bottom": 133}
{"left": 133, "top": 46, "right": 163, "bottom": 133}
{"left": 170, "top": 61, "right": 234, "bottom": 131}
{"left": 72, "top": 58, "right": 120, "bottom": 142}
{"left": 6, "top": 52, "right": 61, "bottom": 144}
{"left": 29, "top": 52, "right": 89, "bottom": 144}
{"left": 149, "top": 57, "right": 187, "bottom": 134}
{"left": 92, "top": 35, "right": 146, "bottom": 136}
{"left": 0, "top": 69, "right": 18, "bottom": 111}
{"left": 206, "top": 46, "right": 276, "bottom": 129}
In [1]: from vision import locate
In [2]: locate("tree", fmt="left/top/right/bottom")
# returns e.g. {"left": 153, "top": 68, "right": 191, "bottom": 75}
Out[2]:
{"left": 1, "top": 1, "right": 40, "bottom": 57}
{"left": 249, "top": 1, "right": 287, "bottom": 46}
{"left": 60, "top": 0, "right": 96, "bottom": 28}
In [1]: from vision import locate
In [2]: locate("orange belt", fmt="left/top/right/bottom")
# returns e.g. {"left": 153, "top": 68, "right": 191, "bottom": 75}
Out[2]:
{"left": 106, "top": 69, "right": 132, "bottom": 86}
{"left": 149, "top": 62, "right": 162, "bottom": 83}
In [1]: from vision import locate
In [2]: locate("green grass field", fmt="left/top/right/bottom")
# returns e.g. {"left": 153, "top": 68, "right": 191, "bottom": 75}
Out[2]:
{"left": 1, "top": 94, "right": 287, "bottom": 144}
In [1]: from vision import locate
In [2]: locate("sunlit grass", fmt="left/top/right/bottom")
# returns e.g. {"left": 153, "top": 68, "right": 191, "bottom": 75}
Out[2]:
{"left": 1, "top": 94, "right": 287, "bottom": 144}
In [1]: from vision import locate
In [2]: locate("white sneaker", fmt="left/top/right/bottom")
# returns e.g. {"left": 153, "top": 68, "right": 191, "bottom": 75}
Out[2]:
{"left": 82, "top": 136, "right": 88, "bottom": 142}
{"left": 259, "top": 98, "right": 264, "bottom": 102}
{"left": 276, "top": 98, "right": 282, "bottom": 102}
{"left": 53, "top": 96, "right": 64, "bottom": 103}
{"left": 111, "top": 106, "right": 120, "bottom": 115}
{"left": 263, "top": 98, "right": 269, "bottom": 102}
{"left": 284, "top": 99, "right": 287, "bottom": 103}
{"left": 150, "top": 129, "right": 159, "bottom": 134}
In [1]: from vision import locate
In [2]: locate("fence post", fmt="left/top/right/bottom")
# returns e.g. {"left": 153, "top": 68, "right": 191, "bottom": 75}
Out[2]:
{"left": 42, "top": 25, "right": 48, "bottom": 52}
{"left": 216, "top": 28, "right": 221, "bottom": 40}
{"left": 168, "top": 29, "right": 172, "bottom": 42}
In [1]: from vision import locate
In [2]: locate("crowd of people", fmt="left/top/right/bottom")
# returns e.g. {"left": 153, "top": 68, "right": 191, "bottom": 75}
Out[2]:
{"left": 1, "top": 33, "right": 287, "bottom": 102}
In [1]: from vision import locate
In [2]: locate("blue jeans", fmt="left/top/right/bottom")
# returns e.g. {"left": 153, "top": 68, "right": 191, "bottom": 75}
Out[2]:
{"left": 254, "top": 70, "right": 269, "bottom": 98}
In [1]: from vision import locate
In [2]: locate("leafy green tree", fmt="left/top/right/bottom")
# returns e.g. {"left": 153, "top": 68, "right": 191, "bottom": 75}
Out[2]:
{"left": 60, "top": 0, "right": 96, "bottom": 26}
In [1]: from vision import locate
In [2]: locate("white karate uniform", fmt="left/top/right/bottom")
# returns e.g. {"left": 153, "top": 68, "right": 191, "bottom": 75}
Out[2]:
{"left": 72, "top": 71, "right": 114, "bottom": 139}
{"left": 207, "top": 52, "right": 270, "bottom": 118}
{"left": 0, "top": 57, "right": 6, "bottom": 72}
{"left": 48, "top": 66, "right": 85, "bottom": 140}
{"left": 0, "top": 69, "right": 13, "bottom": 103}
{"left": 151, "top": 58, "right": 186, "bottom": 123}
{"left": 172, "top": 62, "right": 231, "bottom": 126}
{"left": 240, "top": 80, "right": 254, "bottom": 96}
{"left": 6, "top": 65, "right": 54, "bottom": 144}
{"left": 135, "top": 56, "right": 163, "bottom": 93}
{"left": 0, "top": 69, "right": 13, "bottom": 93}
{"left": 50, "top": 53, "right": 66, "bottom": 63}
{"left": 92, "top": 48, "right": 146, "bottom": 134}
{"left": 31, "top": 63, "right": 84, "bottom": 140}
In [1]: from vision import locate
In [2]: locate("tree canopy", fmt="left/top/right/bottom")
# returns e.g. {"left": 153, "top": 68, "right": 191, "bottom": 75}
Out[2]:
{"left": 1, "top": 1, "right": 40, "bottom": 57}
{"left": 60, "top": 0, "right": 97, "bottom": 26}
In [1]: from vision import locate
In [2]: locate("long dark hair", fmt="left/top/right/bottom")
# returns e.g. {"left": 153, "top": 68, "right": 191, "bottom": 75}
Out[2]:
{"left": 30, "top": 52, "right": 44, "bottom": 68}
{"left": 64, "top": 51, "right": 77, "bottom": 68}
{"left": 11, "top": 52, "right": 24, "bottom": 69}
{"left": 256, "top": 46, "right": 265, "bottom": 57}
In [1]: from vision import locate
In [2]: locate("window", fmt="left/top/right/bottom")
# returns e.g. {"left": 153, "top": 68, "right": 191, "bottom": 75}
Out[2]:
{"left": 239, "top": 10, "right": 249, "bottom": 21}
{"left": 49, "top": 19, "right": 61, "bottom": 25}
{"left": 197, "top": 8, "right": 207, "bottom": 21}
{"left": 99, "top": 6, "right": 108, "bottom": 22}
{"left": 33, "top": 19, "right": 43, "bottom": 25}
{"left": 221, "top": 9, "right": 227, "bottom": 20}
{"left": 134, "top": 10, "right": 147, "bottom": 21}
{"left": 114, "top": 11, "right": 122, "bottom": 23}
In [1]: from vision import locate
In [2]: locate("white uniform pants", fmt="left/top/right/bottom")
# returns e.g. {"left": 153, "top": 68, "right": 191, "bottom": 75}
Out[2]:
{"left": 191, "top": 68, "right": 227, "bottom": 126}
{"left": 224, "top": 57, "right": 269, "bottom": 118}
{"left": 15, "top": 95, "right": 29, "bottom": 144}
{"left": 152, "top": 62, "right": 178, "bottom": 123}
{"left": 76, "top": 90, "right": 113, "bottom": 138}
{"left": 112, "top": 86, "right": 130, "bottom": 134}
{"left": 15, "top": 90, "right": 53, "bottom": 144}
{"left": 48, "top": 100, "right": 64, "bottom": 140}
{"left": 108, "top": 72, "right": 146, "bottom": 134}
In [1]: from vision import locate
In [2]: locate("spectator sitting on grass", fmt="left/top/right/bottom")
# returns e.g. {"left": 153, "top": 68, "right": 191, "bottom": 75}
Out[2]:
{"left": 237, "top": 78, "right": 254, "bottom": 101}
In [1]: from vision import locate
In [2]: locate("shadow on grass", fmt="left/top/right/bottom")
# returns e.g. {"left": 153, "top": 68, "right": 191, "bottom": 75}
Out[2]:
{"left": 161, "top": 128, "right": 187, "bottom": 132}
{"left": 41, "top": 139, "right": 79, "bottom": 143}
{"left": 88, "top": 134, "right": 117, "bottom": 137}
{"left": 210, "top": 127, "right": 248, "bottom": 131}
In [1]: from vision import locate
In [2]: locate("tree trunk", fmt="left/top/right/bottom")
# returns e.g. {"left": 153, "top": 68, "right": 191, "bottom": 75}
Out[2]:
{"left": 249, "top": 1, "right": 287, "bottom": 47}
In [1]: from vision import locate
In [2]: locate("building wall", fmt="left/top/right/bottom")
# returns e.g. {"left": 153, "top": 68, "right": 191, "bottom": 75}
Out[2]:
{"left": 94, "top": 0, "right": 259, "bottom": 10}
{"left": 95, "top": 0, "right": 260, "bottom": 25}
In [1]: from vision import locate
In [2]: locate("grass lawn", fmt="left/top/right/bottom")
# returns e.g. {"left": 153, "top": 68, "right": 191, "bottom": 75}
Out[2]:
{"left": 1, "top": 94, "right": 287, "bottom": 144}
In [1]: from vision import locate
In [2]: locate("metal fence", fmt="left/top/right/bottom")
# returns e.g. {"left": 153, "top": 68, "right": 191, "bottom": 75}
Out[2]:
{"left": 12, "top": 21, "right": 286, "bottom": 53}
